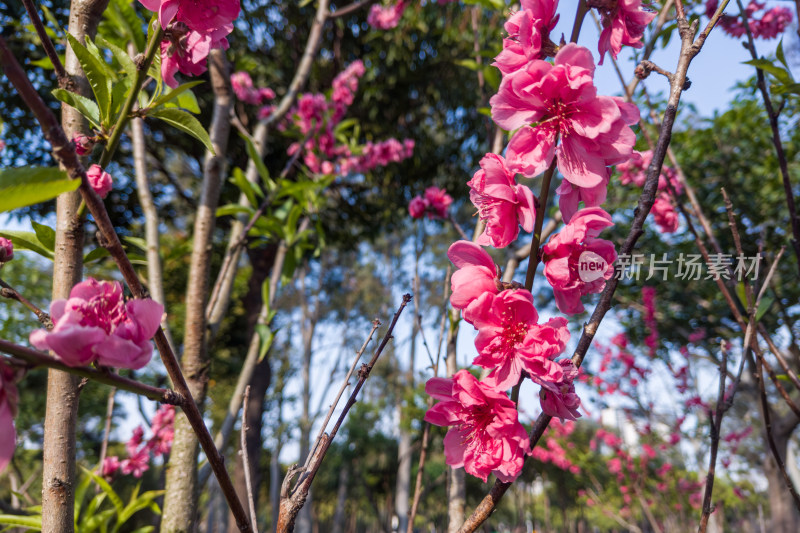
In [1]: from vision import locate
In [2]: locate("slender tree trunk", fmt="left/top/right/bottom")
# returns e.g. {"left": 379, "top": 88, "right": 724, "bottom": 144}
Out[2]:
{"left": 226, "top": 248, "right": 275, "bottom": 533}
{"left": 330, "top": 466, "right": 350, "bottom": 533}
{"left": 161, "top": 49, "right": 232, "bottom": 532}
{"left": 41, "top": 2, "right": 106, "bottom": 530}
{"left": 445, "top": 315, "right": 465, "bottom": 533}
{"left": 296, "top": 265, "right": 319, "bottom": 533}
{"left": 395, "top": 314, "right": 417, "bottom": 533}
{"left": 764, "top": 429, "right": 800, "bottom": 532}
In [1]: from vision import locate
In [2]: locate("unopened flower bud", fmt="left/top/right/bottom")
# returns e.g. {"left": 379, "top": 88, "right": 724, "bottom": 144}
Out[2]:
{"left": 73, "top": 133, "right": 94, "bottom": 156}
{"left": 0, "top": 237, "right": 13, "bottom": 263}
{"left": 87, "top": 164, "right": 113, "bottom": 199}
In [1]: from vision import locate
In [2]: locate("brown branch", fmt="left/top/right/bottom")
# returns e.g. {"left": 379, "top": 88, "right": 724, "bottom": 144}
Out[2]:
{"left": 276, "top": 294, "right": 411, "bottom": 532}
{"left": 0, "top": 340, "right": 182, "bottom": 404}
{"left": 0, "top": 35, "right": 254, "bottom": 533}
{"left": 21, "top": 0, "right": 69, "bottom": 87}
{"left": 458, "top": 6, "right": 723, "bottom": 530}
{"left": 240, "top": 386, "right": 259, "bottom": 533}
{"left": 97, "top": 386, "right": 117, "bottom": 473}
{"left": 737, "top": 0, "right": 800, "bottom": 277}
{"left": 0, "top": 279, "right": 52, "bottom": 328}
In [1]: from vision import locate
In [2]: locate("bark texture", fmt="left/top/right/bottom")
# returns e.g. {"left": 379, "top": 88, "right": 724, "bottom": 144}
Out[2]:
{"left": 41, "top": 2, "right": 106, "bottom": 530}
{"left": 161, "top": 49, "right": 232, "bottom": 532}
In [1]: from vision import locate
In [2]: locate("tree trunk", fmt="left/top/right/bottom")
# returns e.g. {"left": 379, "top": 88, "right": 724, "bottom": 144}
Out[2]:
{"left": 41, "top": 2, "right": 106, "bottom": 530}
{"left": 764, "top": 429, "right": 800, "bottom": 533}
{"left": 330, "top": 466, "right": 350, "bottom": 533}
{"left": 445, "top": 314, "right": 465, "bottom": 533}
{"left": 161, "top": 49, "right": 232, "bottom": 532}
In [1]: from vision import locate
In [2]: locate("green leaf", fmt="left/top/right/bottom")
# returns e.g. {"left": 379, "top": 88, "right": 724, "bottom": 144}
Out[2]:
{"left": 743, "top": 58, "right": 793, "bottom": 85}
{"left": 216, "top": 204, "right": 255, "bottom": 218}
{"left": 256, "top": 324, "right": 274, "bottom": 362}
{"left": 454, "top": 58, "right": 480, "bottom": 71}
{"left": 31, "top": 221, "right": 56, "bottom": 252}
{"left": 777, "top": 39, "right": 787, "bottom": 69}
{"left": 107, "top": 0, "right": 145, "bottom": 52}
{"left": 84, "top": 247, "right": 111, "bottom": 263}
{"left": 52, "top": 89, "right": 102, "bottom": 128}
{"left": 756, "top": 296, "right": 774, "bottom": 322}
{"left": 230, "top": 167, "right": 261, "bottom": 208}
{"left": 95, "top": 35, "right": 136, "bottom": 79}
{"left": 243, "top": 134, "right": 273, "bottom": 191}
{"left": 81, "top": 468, "right": 124, "bottom": 517}
{"left": 0, "top": 167, "right": 80, "bottom": 213}
{"left": 0, "top": 515, "right": 41, "bottom": 530}
{"left": 66, "top": 34, "right": 112, "bottom": 124}
{"left": 150, "top": 81, "right": 205, "bottom": 111}
{"left": 0, "top": 231, "right": 53, "bottom": 260}
{"left": 149, "top": 108, "right": 215, "bottom": 153}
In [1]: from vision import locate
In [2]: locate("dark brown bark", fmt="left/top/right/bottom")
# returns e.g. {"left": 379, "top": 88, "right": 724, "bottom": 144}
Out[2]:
{"left": 161, "top": 48, "right": 233, "bottom": 532}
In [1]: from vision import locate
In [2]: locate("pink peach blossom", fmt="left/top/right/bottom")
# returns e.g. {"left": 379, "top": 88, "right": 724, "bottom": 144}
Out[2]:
{"left": 593, "top": 0, "right": 656, "bottom": 64}
{"left": 469, "top": 289, "right": 569, "bottom": 390}
{"left": 367, "top": 1, "right": 407, "bottom": 30}
{"left": 101, "top": 456, "right": 121, "bottom": 479}
{"left": 86, "top": 164, "right": 112, "bottom": 199}
{"left": 424, "top": 370, "right": 530, "bottom": 482}
{"left": 160, "top": 25, "right": 230, "bottom": 88}
{"left": 448, "top": 240, "right": 500, "bottom": 323}
{"left": 652, "top": 193, "right": 679, "bottom": 233}
{"left": 493, "top": 0, "right": 560, "bottom": 75}
{"left": 542, "top": 207, "right": 617, "bottom": 314}
{"left": 120, "top": 448, "right": 150, "bottom": 478}
{"left": 423, "top": 186, "right": 453, "bottom": 218}
{"left": 408, "top": 196, "right": 427, "bottom": 218}
{"left": 556, "top": 168, "right": 610, "bottom": 223}
{"left": 468, "top": 153, "right": 536, "bottom": 249}
{"left": 30, "top": 278, "right": 164, "bottom": 369}
{"left": 139, "top": 0, "right": 240, "bottom": 34}
{"left": 493, "top": 44, "right": 639, "bottom": 188}
{"left": 73, "top": 133, "right": 94, "bottom": 156}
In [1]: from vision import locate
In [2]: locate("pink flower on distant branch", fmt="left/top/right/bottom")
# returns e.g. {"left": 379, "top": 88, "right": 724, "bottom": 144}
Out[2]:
{"left": 494, "top": 0, "right": 559, "bottom": 75}
{"left": 493, "top": 44, "right": 639, "bottom": 188}
{"left": 652, "top": 193, "right": 679, "bottom": 233}
{"left": 87, "top": 164, "right": 113, "bottom": 199}
{"left": 408, "top": 196, "right": 427, "bottom": 218}
{"left": 30, "top": 278, "right": 164, "bottom": 369}
{"left": 367, "top": 1, "right": 407, "bottom": 30}
{"left": 424, "top": 186, "right": 453, "bottom": 218}
{"left": 448, "top": 240, "right": 500, "bottom": 323}
{"left": 468, "top": 153, "right": 536, "bottom": 249}
{"left": 592, "top": 0, "right": 656, "bottom": 64}
{"left": 424, "top": 370, "right": 531, "bottom": 482}
{"left": 542, "top": 207, "right": 617, "bottom": 314}
{"left": 121, "top": 449, "right": 150, "bottom": 478}
{"left": 0, "top": 360, "right": 19, "bottom": 474}
{"left": 0, "top": 237, "right": 13, "bottom": 263}
{"left": 469, "top": 289, "right": 569, "bottom": 390}
{"left": 101, "top": 456, "right": 121, "bottom": 479}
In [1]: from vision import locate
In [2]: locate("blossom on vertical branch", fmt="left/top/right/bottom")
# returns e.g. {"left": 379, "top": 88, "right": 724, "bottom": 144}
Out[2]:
{"left": 29, "top": 278, "right": 164, "bottom": 369}
{"left": 469, "top": 289, "right": 569, "bottom": 390}
{"left": 102, "top": 404, "right": 176, "bottom": 480}
{"left": 87, "top": 164, "right": 113, "bottom": 199}
{"left": 493, "top": 0, "right": 560, "bottom": 75}
{"left": 424, "top": 370, "right": 531, "bottom": 483}
{"left": 138, "top": 0, "right": 241, "bottom": 88}
{"left": 590, "top": 0, "right": 656, "bottom": 64}
{"left": 492, "top": 44, "right": 639, "bottom": 188}
{"left": 542, "top": 207, "right": 617, "bottom": 315}
{"left": 616, "top": 150, "right": 681, "bottom": 233}
{"left": 448, "top": 240, "right": 501, "bottom": 323}
{"left": 468, "top": 153, "right": 536, "bottom": 249}
{"left": 408, "top": 186, "right": 453, "bottom": 220}
{"left": 705, "top": 0, "right": 792, "bottom": 39}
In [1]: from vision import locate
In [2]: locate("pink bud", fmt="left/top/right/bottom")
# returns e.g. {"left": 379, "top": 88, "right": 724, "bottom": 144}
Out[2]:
{"left": 87, "top": 164, "right": 113, "bottom": 199}
{"left": 408, "top": 196, "right": 427, "bottom": 219}
{"left": 73, "top": 133, "right": 94, "bottom": 156}
{"left": 0, "top": 237, "right": 13, "bottom": 262}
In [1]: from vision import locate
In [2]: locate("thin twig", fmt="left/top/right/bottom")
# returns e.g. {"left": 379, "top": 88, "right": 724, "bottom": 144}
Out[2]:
{"left": 20, "top": 0, "right": 68, "bottom": 87}
{"left": 240, "top": 386, "right": 259, "bottom": 533}
{"left": 0, "top": 279, "right": 52, "bottom": 328}
{"left": 276, "top": 295, "right": 411, "bottom": 532}
{"left": 96, "top": 386, "right": 117, "bottom": 475}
